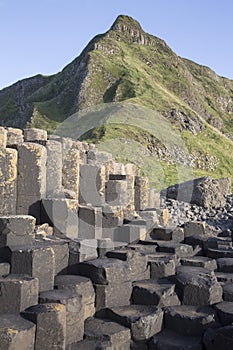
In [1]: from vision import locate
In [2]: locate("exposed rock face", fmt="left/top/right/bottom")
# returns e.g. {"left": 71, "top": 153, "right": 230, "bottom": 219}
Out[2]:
{"left": 0, "top": 127, "right": 233, "bottom": 348}
{"left": 162, "top": 176, "right": 231, "bottom": 208}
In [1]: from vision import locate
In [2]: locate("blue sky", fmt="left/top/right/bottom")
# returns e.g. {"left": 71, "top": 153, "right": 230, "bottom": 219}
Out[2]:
{"left": 0, "top": 0, "right": 233, "bottom": 89}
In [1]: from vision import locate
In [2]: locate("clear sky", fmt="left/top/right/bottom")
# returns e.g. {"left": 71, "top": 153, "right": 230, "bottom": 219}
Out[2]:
{"left": 0, "top": 0, "right": 233, "bottom": 90}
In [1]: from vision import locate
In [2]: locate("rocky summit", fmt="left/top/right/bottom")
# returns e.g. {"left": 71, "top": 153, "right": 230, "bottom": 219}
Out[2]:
{"left": 0, "top": 126, "right": 232, "bottom": 349}
{"left": 0, "top": 15, "right": 233, "bottom": 189}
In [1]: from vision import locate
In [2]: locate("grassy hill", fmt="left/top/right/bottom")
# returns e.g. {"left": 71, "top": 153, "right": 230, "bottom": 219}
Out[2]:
{"left": 1, "top": 15, "right": 233, "bottom": 189}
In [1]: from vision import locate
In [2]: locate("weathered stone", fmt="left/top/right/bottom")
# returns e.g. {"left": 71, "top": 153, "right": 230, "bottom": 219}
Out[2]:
{"left": 78, "top": 257, "right": 129, "bottom": 285}
{"left": 0, "top": 314, "right": 35, "bottom": 350}
{"left": 95, "top": 281, "right": 132, "bottom": 311}
{"left": 184, "top": 221, "right": 206, "bottom": 237}
{"left": 162, "top": 176, "right": 231, "bottom": 208}
{"left": 107, "top": 305, "right": 163, "bottom": 341}
{"left": 0, "top": 262, "right": 10, "bottom": 275}
{"left": 132, "top": 279, "right": 180, "bottom": 307}
{"left": 87, "top": 149, "right": 113, "bottom": 166}
{"left": 68, "top": 339, "right": 113, "bottom": 349}
{"left": 0, "top": 148, "right": 17, "bottom": 215}
{"left": 181, "top": 256, "right": 217, "bottom": 271}
{"left": 0, "top": 127, "right": 7, "bottom": 148}
{"left": 151, "top": 226, "right": 184, "bottom": 242}
{"left": 0, "top": 215, "right": 35, "bottom": 247}
{"left": 139, "top": 210, "right": 159, "bottom": 232}
{"left": 78, "top": 205, "right": 102, "bottom": 239}
{"left": 107, "top": 249, "right": 148, "bottom": 280}
{"left": 158, "top": 208, "right": 170, "bottom": 226}
{"left": 97, "top": 238, "right": 126, "bottom": 258}
{"left": 41, "top": 198, "right": 79, "bottom": 239}
{"left": 149, "top": 255, "right": 176, "bottom": 278}
{"left": 105, "top": 179, "right": 128, "bottom": 206}
{"left": 157, "top": 242, "right": 194, "bottom": 258}
{"left": 148, "top": 189, "right": 161, "bottom": 209}
{"left": 150, "top": 329, "right": 203, "bottom": 350}
{"left": 10, "top": 244, "right": 55, "bottom": 291}
{"left": 34, "top": 239, "right": 69, "bottom": 275}
{"left": 215, "top": 272, "right": 233, "bottom": 283}
{"left": 217, "top": 258, "right": 233, "bottom": 272}
{"left": 164, "top": 305, "right": 220, "bottom": 336}
{"left": 113, "top": 222, "right": 147, "bottom": 243}
{"left": 223, "top": 283, "right": 233, "bottom": 301}
{"left": 203, "top": 325, "right": 233, "bottom": 350}
{"left": 206, "top": 248, "right": 233, "bottom": 259}
{"left": 46, "top": 140, "right": 62, "bottom": 196}
{"left": 84, "top": 318, "right": 131, "bottom": 349}
{"left": 171, "top": 266, "right": 222, "bottom": 306}
{"left": 79, "top": 164, "right": 105, "bottom": 206}
{"left": 54, "top": 275, "right": 95, "bottom": 318}
{"left": 68, "top": 239, "right": 98, "bottom": 264}
{"left": 39, "top": 289, "right": 84, "bottom": 345}
{"left": 214, "top": 301, "right": 233, "bottom": 326}
{"left": 62, "top": 147, "right": 80, "bottom": 199}
{"left": 134, "top": 176, "right": 149, "bottom": 211}
{"left": 0, "top": 275, "right": 38, "bottom": 313}
{"left": 6, "top": 127, "right": 23, "bottom": 147}
{"left": 22, "top": 303, "right": 66, "bottom": 350}
{"left": 17, "top": 143, "right": 47, "bottom": 222}
{"left": 23, "top": 128, "right": 47, "bottom": 143}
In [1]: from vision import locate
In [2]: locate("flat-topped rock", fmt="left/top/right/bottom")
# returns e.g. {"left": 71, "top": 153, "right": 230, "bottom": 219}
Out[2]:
{"left": 132, "top": 278, "right": 180, "bottom": 307}
{"left": 84, "top": 317, "right": 131, "bottom": 349}
{"left": 214, "top": 301, "right": 233, "bottom": 326}
{"left": 222, "top": 283, "right": 233, "bottom": 301}
{"left": 150, "top": 226, "right": 184, "bottom": 243}
{"left": 0, "top": 314, "right": 35, "bottom": 350}
{"left": 54, "top": 274, "right": 95, "bottom": 318}
{"left": 21, "top": 303, "right": 66, "bottom": 350}
{"left": 217, "top": 258, "right": 233, "bottom": 272}
{"left": 0, "top": 274, "right": 38, "bottom": 314}
{"left": 39, "top": 289, "right": 85, "bottom": 345}
{"left": 206, "top": 248, "right": 233, "bottom": 259}
{"left": 164, "top": 305, "right": 220, "bottom": 336}
{"left": 106, "top": 304, "right": 163, "bottom": 341}
{"left": 78, "top": 257, "right": 129, "bottom": 284}
{"left": 148, "top": 255, "right": 176, "bottom": 278}
{"left": 170, "top": 266, "right": 222, "bottom": 305}
{"left": 0, "top": 215, "right": 35, "bottom": 247}
{"left": 23, "top": 128, "right": 47, "bottom": 143}
{"left": 181, "top": 256, "right": 217, "bottom": 270}
{"left": 215, "top": 272, "right": 233, "bottom": 283}
{"left": 157, "top": 242, "right": 194, "bottom": 258}
{"left": 150, "top": 329, "right": 203, "bottom": 350}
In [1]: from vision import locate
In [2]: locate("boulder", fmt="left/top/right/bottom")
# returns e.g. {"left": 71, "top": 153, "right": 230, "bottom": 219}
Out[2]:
{"left": 161, "top": 176, "right": 231, "bottom": 208}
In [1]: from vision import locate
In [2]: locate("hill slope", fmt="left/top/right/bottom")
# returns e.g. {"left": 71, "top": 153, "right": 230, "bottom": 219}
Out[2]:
{"left": 1, "top": 15, "right": 233, "bottom": 188}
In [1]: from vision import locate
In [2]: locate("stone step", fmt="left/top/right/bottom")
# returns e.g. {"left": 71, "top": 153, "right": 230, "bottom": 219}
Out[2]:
{"left": 0, "top": 314, "right": 36, "bottom": 350}
{"left": 164, "top": 305, "right": 220, "bottom": 336}
{"left": 169, "top": 265, "right": 222, "bottom": 306}
{"left": 149, "top": 329, "right": 203, "bottom": 350}
{"left": 132, "top": 278, "right": 180, "bottom": 307}
{"left": 106, "top": 304, "right": 163, "bottom": 342}
{"left": 181, "top": 256, "right": 217, "bottom": 271}
{"left": 84, "top": 317, "right": 131, "bottom": 349}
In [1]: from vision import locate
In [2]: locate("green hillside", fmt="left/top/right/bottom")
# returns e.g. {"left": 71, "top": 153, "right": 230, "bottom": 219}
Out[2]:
{"left": 0, "top": 15, "right": 233, "bottom": 189}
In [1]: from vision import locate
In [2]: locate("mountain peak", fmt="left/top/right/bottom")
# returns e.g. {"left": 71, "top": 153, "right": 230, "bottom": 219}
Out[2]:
{"left": 109, "top": 15, "right": 152, "bottom": 45}
{"left": 111, "top": 15, "right": 143, "bottom": 32}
